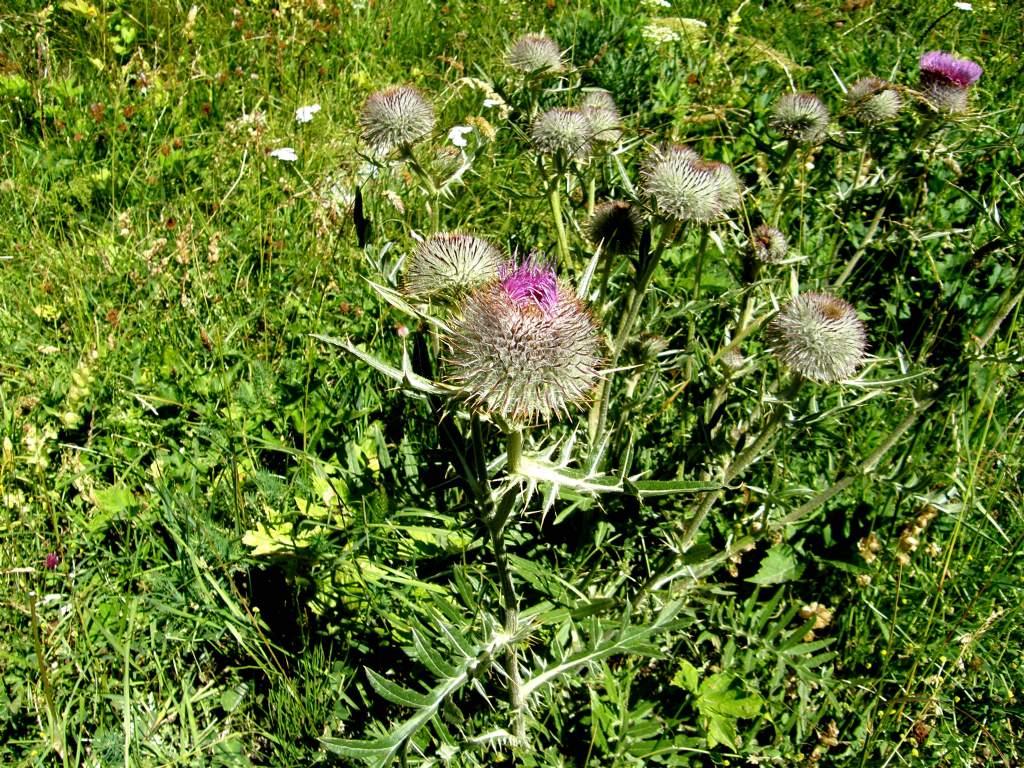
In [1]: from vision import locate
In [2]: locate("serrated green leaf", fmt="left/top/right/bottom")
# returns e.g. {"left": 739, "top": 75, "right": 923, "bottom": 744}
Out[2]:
{"left": 746, "top": 544, "right": 803, "bottom": 585}
{"left": 365, "top": 668, "right": 433, "bottom": 709}
{"left": 670, "top": 659, "right": 699, "bottom": 693}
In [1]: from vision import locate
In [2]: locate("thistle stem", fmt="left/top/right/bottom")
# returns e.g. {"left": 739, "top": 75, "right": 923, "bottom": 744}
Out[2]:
{"left": 487, "top": 428, "right": 526, "bottom": 744}
{"left": 588, "top": 222, "right": 681, "bottom": 457}
{"left": 548, "top": 178, "right": 571, "bottom": 267}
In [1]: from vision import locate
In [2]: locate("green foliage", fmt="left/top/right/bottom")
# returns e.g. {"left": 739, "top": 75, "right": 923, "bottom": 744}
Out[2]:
{"left": 1, "top": 0, "right": 1022, "bottom": 766}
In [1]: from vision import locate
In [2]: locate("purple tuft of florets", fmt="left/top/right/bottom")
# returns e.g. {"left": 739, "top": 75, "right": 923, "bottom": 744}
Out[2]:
{"left": 919, "top": 51, "right": 983, "bottom": 88}
{"left": 499, "top": 259, "right": 560, "bottom": 314}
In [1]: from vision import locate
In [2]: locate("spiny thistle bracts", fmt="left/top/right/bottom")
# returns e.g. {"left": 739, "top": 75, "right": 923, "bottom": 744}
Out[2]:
{"left": 587, "top": 201, "right": 644, "bottom": 256}
{"left": 448, "top": 258, "right": 601, "bottom": 423}
{"left": 581, "top": 89, "right": 622, "bottom": 144}
{"left": 359, "top": 86, "right": 435, "bottom": 155}
{"left": 749, "top": 224, "right": 788, "bottom": 265}
{"left": 919, "top": 51, "right": 982, "bottom": 113}
{"left": 404, "top": 233, "right": 504, "bottom": 299}
{"left": 506, "top": 33, "right": 565, "bottom": 75}
{"left": 531, "top": 108, "right": 594, "bottom": 160}
{"left": 771, "top": 92, "right": 831, "bottom": 144}
{"left": 847, "top": 77, "right": 902, "bottom": 124}
{"left": 641, "top": 145, "right": 738, "bottom": 223}
{"left": 767, "top": 293, "right": 867, "bottom": 383}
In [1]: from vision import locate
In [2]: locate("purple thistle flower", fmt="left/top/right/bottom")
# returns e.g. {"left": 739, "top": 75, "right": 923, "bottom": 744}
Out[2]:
{"left": 499, "top": 258, "right": 560, "bottom": 314}
{"left": 448, "top": 257, "right": 601, "bottom": 423}
{"left": 45, "top": 552, "right": 60, "bottom": 570}
{"left": 919, "top": 51, "right": 983, "bottom": 113}
{"left": 919, "top": 51, "right": 983, "bottom": 88}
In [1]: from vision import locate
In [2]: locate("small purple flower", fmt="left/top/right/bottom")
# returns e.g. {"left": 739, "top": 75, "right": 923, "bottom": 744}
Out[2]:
{"left": 919, "top": 51, "right": 982, "bottom": 113}
{"left": 919, "top": 51, "right": 983, "bottom": 88}
{"left": 499, "top": 259, "right": 560, "bottom": 313}
{"left": 45, "top": 552, "right": 60, "bottom": 570}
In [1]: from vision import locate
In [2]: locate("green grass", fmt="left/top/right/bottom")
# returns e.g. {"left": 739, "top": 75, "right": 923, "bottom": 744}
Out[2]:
{"left": 1, "top": 0, "right": 1022, "bottom": 765}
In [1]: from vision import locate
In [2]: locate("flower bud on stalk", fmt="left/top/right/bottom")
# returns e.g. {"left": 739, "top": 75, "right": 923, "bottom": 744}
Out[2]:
{"left": 404, "top": 233, "right": 504, "bottom": 300}
{"left": 767, "top": 293, "right": 867, "bottom": 383}
{"left": 506, "top": 33, "right": 565, "bottom": 75}
{"left": 770, "top": 92, "right": 831, "bottom": 145}
{"left": 359, "top": 86, "right": 435, "bottom": 155}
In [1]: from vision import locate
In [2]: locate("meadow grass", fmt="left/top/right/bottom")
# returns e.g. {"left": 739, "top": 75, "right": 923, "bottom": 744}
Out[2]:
{"left": 1, "top": 0, "right": 1022, "bottom": 765}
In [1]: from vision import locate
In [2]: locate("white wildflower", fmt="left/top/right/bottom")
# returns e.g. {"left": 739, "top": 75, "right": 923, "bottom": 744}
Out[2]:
{"left": 953, "top": 2, "right": 972, "bottom": 9}
{"left": 295, "top": 104, "right": 321, "bottom": 124}
{"left": 447, "top": 125, "right": 473, "bottom": 148}
{"left": 269, "top": 147, "right": 298, "bottom": 162}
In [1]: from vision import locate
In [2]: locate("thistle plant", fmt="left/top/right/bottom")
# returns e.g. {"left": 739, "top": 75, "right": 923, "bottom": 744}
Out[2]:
{"left": 359, "top": 85, "right": 436, "bottom": 155}
{"left": 530, "top": 107, "right": 594, "bottom": 161}
{"left": 505, "top": 32, "right": 565, "bottom": 75}
{"left": 749, "top": 223, "right": 788, "bottom": 265}
{"left": 641, "top": 144, "right": 726, "bottom": 223}
{"left": 767, "top": 293, "right": 868, "bottom": 383}
{"left": 846, "top": 76, "right": 903, "bottom": 124}
{"left": 404, "top": 232, "right": 504, "bottom": 300}
{"left": 448, "top": 258, "right": 601, "bottom": 424}
{"left": 918, "top": 50, "right": 983, "bottom": 113}
{"left": 770, "top": 91, "right": 831, "bottom": 145}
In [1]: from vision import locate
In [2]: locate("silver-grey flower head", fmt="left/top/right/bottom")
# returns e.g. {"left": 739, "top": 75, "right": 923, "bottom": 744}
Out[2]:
{"left": 404, "top": 233, "right": 504, "bottom": 299}
{"left": 581, "top": 89, "right": 622, "bottom": 144}
{"left": 771, "top": 92, "right": 831, "bottom": 144}
{"left": 506, "top": 33, "right": 565, "bottom": 75}
{"left": 641, "top": 145, "right": 723, "bottom": 223}
{"left": 703, "top": 161, "right": 743, "bottom": 212}
{"left": 448, "top": 257, "right": 601, "bottom": 423}
{"left": 768, "top": 293, "right": 867, "bottom": 382}
{"left": 531, "top": 108, "right": 594, "bottom": 160}
{"left": 847, "top": 77, "right": 903, "bottom": 124}
{"left": 587, "top": 200, "right": 644, "bottom": 256}
{"left": 359, "top": 86, "right": 435, "bottom": 155}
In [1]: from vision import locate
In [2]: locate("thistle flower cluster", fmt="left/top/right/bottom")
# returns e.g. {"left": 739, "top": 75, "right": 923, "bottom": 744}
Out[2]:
{"left": 404, "top": 233, "right": 504, "bottom": 299}
{"left": 918, "top": 50, "right": 983, "bottom": 113}
{"left": 770, "top": 92, "right": 831, "bottom": 144}
{"left": 506, "top": 33, "right": 565, "bottom": 75}
{"left": 587, "top": 201, "right": 644, "bottom": 256}
{"left": 846, "top": 77, "right": 903, "bottom": 124}
{"left": 641, "top": 145, "right": 741, "bottom": 223}
{"left": 767, "top": 293, "right": 867, "bottom": 383}
{"left": 749, "top": 224, "right": 788, "bottom": 265}
{"left": 581, "top": 89, "right": 623, "bottom": 145}
{"left": 359, "top": 86, "right": 435, "bottom": 155}
{"left": 448, "top": 258, "right": 601, "bottom": 423}
{"left": 531, "top": 108, "right": 594, "bottom": 160}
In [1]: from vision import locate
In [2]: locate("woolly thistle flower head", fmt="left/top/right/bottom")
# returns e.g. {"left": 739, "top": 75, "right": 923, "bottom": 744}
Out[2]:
{"left": 506, "top": 33, "right": 565, "bottom": 75}
{"left": 767, "top": 293, "right": 867, "bottom": 383}
{"left": 531, "top": 108, "right": 594, "bottom": 160}
{"left": 918, "top": 51, "right": 983, "bottom": 113}
{"left": 587, "top": 201, "right": 644, "bottom": 256}
{"left": 581, "top": 90, "right": 622, "bottom": 144}
{"left": 749, "top": 224, "right": 788, "bottom": 265}
{"left": 770, "top": 92, "right": 831, "bottom": 144}
{"left": 448, "top": 257, "right": 601, "bottom": 423}
{"left": 359, "top": 86, "right": 435, "bottom": 155}
{"left": 847, "top": 77, "right": 903, "bottom": 124}
{"left": 404, "top": 233, "right": 504, "bottom": 300}
{"left": 641, "top": 145, "right": 736, "bottom": 223}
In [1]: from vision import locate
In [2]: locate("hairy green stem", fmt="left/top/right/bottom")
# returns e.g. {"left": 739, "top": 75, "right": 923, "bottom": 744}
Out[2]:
{"left": 487, "top": 428, "right": 526, "bottom": 743}
{"left": 548, "top": 179, "right": 571, "bottom": 268}
{"left": 588, "top": 222, "right": 681, "bottom": 455}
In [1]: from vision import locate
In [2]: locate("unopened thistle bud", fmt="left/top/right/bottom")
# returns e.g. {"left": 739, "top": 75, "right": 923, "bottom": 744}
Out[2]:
{"left": 531, "top": 108, "right": 594, "bottom": 160}
{"left": 506, "top": 33, "right": 565, "bottom": 75}
{"left": 581, "top": 89, "right": 622, "bottom": 144}
{"left": 641, "top": 145, "right": 721, "bottom": 223}
{"left": 918, "top": 51, "right": 983, "bottom": 114}
{"left": 404, "top": 233, "right": 504, "bottom": 299}
{"left": 847, "top": 77, "right": 903, "bottom": 124}
{"left": 359, "top": 86, "right": 435, "bottom": 155}
{"left": 749, "top": 224, "right": 788, "bottom": 264}
{"left": 448, "top": 258, "right": 601, "bottom": 423}
{"left": 587, "top": 201, "right": 644, "bottom": 255}
{"left": 771, "top": 92, "right": 831, "bottom": 144}
{"left": 767, "top": 293, "right": 867, "bottom": 383}
{"left": 703, "top": 161, "right": 743, "bottom": 212}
